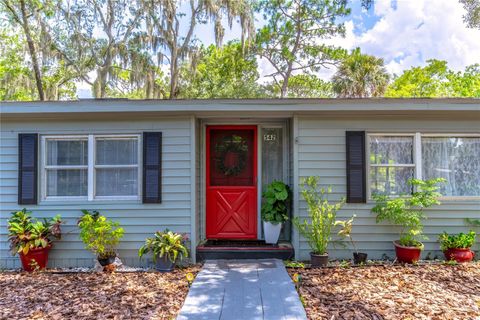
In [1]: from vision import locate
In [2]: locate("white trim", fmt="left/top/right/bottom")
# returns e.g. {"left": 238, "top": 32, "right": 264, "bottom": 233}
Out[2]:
{"left": 414, "top": 132, "right": 422, "bottom": 180}
{"left": 257, "top": 125, "right": 262, "bottom": 239}
{"left": 189, "top": 116, "right": 197, "bottom": 263}
{"left": 292, "top": 115, "right": 300, "bottom": 260}
{"left": 41, "top": 134, "right": 141, "bottom": 202}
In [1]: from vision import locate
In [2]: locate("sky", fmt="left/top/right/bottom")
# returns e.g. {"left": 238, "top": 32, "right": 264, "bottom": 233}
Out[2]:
{"left": 77, "top": 0, "right": 480, "bottom": 98}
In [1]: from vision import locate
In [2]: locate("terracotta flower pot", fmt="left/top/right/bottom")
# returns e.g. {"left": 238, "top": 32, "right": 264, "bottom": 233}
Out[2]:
{"left": 443, "top": 248, "right": 475, "bottom": 263}
{"left": 393, "top": 240, "right": 422, "bottom": 264}
{"left": 19, "top": 245, "right": 51, "bottom": 272}
{"left": 310, "top": 252, "right": 328, "bottom": 267}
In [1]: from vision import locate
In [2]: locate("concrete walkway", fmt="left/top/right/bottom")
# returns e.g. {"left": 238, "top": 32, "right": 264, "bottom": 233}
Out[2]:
{"left": 177, "top": 259, "right": 307, "bottom": 320}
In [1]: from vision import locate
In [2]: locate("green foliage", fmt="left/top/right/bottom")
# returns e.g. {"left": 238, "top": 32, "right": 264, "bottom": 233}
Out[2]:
{"left": 138, "top": 229, "right": 189, "bottom": 263}
{"left": 438, "top": 231, "right": 476, "bottom": 251}
{"left": 284, "top": 260, "right": 305, "bottom": 268}
{"left": 293, "top": 176, "right": 345, "bottom": 255}
{"left": 261, "top": 180, "right": 291, "bottom": 224}
{"left": 8, "top": 209, "right": 62, "bottom": 256}
{"left": 372, "top": 178, "right": 445, "bottom": 248}
{"left": 332, "top": 48, "right": 390, "bottom": 98}
{"left": 385, "top": 59, "right": 480, "bottom": 98}
{"left": 459, "top": 0, "right": 480, "bottom": 29}
{"left": 335, "top": 215, "right": 358, "bottom": 253}
{"left": 255, "top": 0, "right": 349, "bottom": 97}
{"left": 180, "top": 42, "right": 264, "bottom": 98}
{"left": 78, "top": 210, "right": 124, "bottom": 259}
{"left": 466, "top": 218, "right": 480, "bottom": 227}
{"left": 267, "top": 74, "right": 334, "bottom": 98}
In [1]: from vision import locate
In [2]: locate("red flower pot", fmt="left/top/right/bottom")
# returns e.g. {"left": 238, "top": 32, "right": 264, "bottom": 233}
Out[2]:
{"left": 393, "top": 240, "right": 422, "bottom": 264}
{"left": 19, "top": 245, "right": 51, "bottom": 272}
{"left": 443, "top": 248, "right": 475, "bottom": 263}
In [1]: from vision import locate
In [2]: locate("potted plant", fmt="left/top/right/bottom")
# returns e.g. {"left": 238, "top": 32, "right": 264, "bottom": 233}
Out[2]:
{"left": 372, "top": 178, "right": 445, "bottom": 264}
{"left": 138, "top": 229, "right": 189, "bottom": 272}
{"left": 336, "top": 215, "right": 368, "bottom": 264}
{"left": 8, "top": 209, "right": 62, "bottom": 271}
{"left": 78, "top": 210, "right": 124, "bottom": 267}
{"left": 293, "top": 176, "right": 345, "bottom": 267}
{"left": 261, "top": 180, "right": 291, "bottom": 244}
{"left": 439, "top": 231, "right": 476, "bottom": 263}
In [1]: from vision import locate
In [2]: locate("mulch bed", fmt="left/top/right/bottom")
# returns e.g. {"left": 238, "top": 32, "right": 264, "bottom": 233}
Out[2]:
{"left": 0, "top": 266, "right": 200, "bottom": 320}
{"left": 288, "top": 262, "right": 480, "bottom": 320}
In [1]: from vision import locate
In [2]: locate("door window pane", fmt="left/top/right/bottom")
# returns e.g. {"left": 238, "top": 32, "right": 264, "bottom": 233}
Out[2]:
{"left": 209, "top": 129, "right": 254, "bottom": 186}
{"left": 422, "top": 137, "right": 480, "bottom": 196}
{"left": 47, "top": 169, "right": 88, "bottom": 196}
{"left": 262, "top": 128, "right": 284, "bottom": 186}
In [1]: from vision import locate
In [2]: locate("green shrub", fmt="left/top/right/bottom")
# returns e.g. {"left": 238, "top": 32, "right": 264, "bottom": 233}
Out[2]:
{"left": 138, "top": 229, "right": 189, "bottom": 263}
{"left": 78, "top": 210, "right": 124, "bottom": 259}
{"left": 293, "top": 176, "right": 345, "bottom": 255}
{"left": 372, "top": 178, "right": 445, "bottom": 248}
{"left": 439, "top": 231, "right": 476, "bottom": 251}
{"left": 261, "top": 180, "right": 291, "bottom": 224}
{"left": 8, "top": 209, "right": 62, "bottom": 255}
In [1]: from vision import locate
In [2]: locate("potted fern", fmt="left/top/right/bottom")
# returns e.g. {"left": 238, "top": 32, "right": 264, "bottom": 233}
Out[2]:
{"left": 293, "top": 176, "right": 345, "bottom": 267}
{"left": 372, "top": 178, "right": 445, "bottom": 263}
{"left": 261, "top": 180, "right": 291, "bottom": 244}
{"left": 78, "top": 210, "right": 124, "bottom": 267}
{"left": 8, "top": 209, "right": 62, "bottom": 271}
{"left": 138, "top": 229, "right": 189, "bottom": 272}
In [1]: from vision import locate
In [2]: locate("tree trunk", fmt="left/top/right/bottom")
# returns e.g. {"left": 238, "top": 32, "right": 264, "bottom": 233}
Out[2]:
{"left": 20, "top": 0, "right": 45, "bottom": 101}
{"left": 169, "top": 50, "right": 178, "bottom": 99}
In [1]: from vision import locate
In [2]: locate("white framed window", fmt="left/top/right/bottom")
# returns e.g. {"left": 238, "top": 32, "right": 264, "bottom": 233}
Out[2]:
{"left": 42, "top": 134, "right": 141, "bottom": 201}
{"left": 368, "top": 133, "right": 480, "bottom": 199}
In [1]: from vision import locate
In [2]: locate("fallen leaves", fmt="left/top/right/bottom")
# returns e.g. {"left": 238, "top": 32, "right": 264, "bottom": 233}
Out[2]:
{"left": 289, "top": 262, "right": 480, "bottom": 320}
{"left": 0, "top": 266, "right": 200, "bottom": 320}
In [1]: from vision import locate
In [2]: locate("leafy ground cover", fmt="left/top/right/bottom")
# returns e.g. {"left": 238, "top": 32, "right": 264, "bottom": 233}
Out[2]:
{"left": 0, "top": 266, "right": 200, "bottom": 320}
{"left": 288, "top": 262, "right": 480, "bottom": 320}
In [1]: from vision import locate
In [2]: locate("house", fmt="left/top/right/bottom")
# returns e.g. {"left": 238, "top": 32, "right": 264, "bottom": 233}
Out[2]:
{"left": 1, "top": 98, "right": 479, "bottom": 268}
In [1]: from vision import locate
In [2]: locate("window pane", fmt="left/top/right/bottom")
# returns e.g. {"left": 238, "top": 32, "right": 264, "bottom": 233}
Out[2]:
{"left": 370, "top": 136, "right": 413, "bottom": 164}
{"left": 262, "top": 128, "right": 284, "bottom": 186}
{"left": 422, "top": 137, "right": 480, "bottom": 196}
{"left": 47, "top": 169, "right": 88, "bottom": 196}
{"left": 96, "top": 138, "right": 138, "bottom": 165}
{"left": 47, "top": 140, "right": 88, "bottom": 166}
{"left": 96, "top": 168, "right": 138, "bottom": 196}
{"left": 370, "top": 166, "right": 414, "bottom": 196}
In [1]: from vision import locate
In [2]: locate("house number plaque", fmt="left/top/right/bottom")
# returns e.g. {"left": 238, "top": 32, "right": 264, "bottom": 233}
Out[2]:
{"left": 264, "top": 134, "right": 276, "bottom": 141}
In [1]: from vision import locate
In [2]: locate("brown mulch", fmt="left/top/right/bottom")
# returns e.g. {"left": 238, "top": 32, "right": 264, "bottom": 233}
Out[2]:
{"left": 289, "top": 262, "right": 480, "bottom": 320}
{"left": 0, "top": 266, "right": 200, "bottom": 320}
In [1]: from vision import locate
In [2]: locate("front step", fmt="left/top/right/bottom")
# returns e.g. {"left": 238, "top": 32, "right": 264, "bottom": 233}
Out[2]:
{"left": 196, "top": 240, "right": 294, "bottom": 261}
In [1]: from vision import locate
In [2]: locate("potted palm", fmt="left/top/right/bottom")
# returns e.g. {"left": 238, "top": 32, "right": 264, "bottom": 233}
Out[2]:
{"left": 138, "top": 229, "right": 189, "bottom": 272}
{"left": 293, "top": 176, "right": 345, "bottom": 267}
{"left": 78, "top": 210, "right": 124, "bottom": 267}
{"left": 336, "top": 215, "right": 368, "bottom": 264}
{"left": 261, "top": 180, "right": 291, "bottom": 244}
{"left": 372, "top": 178, "right": 445, "bottom": 264}
{"left": 439, "top": 231, "right": 476, "bottom": 263}
{"left": 8, "top": 209, "right": 62, "bottom": 271}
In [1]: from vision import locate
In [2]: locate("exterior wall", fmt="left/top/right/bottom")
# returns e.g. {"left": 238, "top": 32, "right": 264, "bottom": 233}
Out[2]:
{"left": 294, "top": 117, "right": 480, "bottom": 261}
{"left": 0, "top": 117, "right": 195, "bottom": 268}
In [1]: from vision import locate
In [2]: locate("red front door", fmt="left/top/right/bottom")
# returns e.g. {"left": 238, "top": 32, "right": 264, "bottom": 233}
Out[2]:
{"left": 206, "top": 125, "right": 257, "bottom": 239}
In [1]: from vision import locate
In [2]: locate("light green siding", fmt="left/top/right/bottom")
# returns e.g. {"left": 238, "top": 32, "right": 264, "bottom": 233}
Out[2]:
{"left": 0, "top": 118, "right": 195, "bottom": 268}
{"left": 294, "top": 117, "right": 480, "bottom": 261}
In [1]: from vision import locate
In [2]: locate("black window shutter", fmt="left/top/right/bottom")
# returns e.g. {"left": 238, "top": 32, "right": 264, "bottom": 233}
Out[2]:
{"left": 346, "top": 131, "right": 366, "bottom": 203}
{"left": 143, "top": 132, "right": 162, "bottom": 203}
{"left": 18, "top": 133, "right": 38, "bottom": 204}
